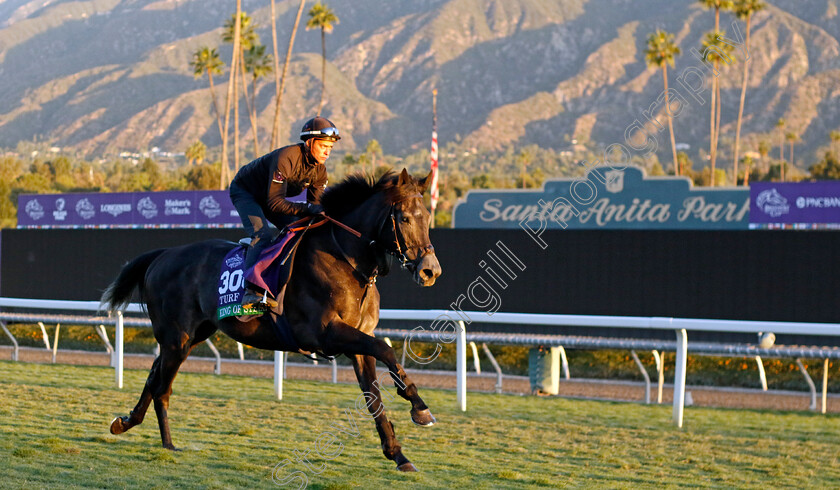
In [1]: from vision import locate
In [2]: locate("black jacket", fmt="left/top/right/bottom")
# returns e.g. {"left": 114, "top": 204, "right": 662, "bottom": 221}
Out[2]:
{"left": 232, "top": 143, "right": 328, "bottom": 222}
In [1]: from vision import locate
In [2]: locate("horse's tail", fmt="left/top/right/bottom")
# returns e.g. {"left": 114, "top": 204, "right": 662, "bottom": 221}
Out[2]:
{"left": 100, "top": 249, "right": 167, "bottom": 313}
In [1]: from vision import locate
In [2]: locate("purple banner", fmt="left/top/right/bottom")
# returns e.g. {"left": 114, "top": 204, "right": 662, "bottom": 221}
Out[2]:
{"left": 750, "top": 182, "right": 840, "bottom": 228}
{"left": 17, "top": 191, "right": 242, "bottom": 228}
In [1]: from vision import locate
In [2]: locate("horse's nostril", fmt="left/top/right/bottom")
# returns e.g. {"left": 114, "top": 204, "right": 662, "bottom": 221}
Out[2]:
{"left": 421, "top": 268, "right": 434, "bottom": 280}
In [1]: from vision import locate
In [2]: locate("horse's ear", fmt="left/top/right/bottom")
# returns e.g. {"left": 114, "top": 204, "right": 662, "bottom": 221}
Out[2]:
{"left": 418, "top": 169, "right": 434, "bottom": 193}
{"left": 398, "top": 168, "right": 410, "bottom": 186}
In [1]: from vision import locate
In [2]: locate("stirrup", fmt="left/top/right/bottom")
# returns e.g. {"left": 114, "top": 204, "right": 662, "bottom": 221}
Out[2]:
{"left": 242, "top": 289, "right": 278, "bottom": 312}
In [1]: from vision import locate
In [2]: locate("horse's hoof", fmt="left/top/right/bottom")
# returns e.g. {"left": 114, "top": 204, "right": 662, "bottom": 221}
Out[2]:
{"left": 110, "top": 417, "right": 127, "bottom": 435}
{"left": 163, "top": 444, "right": 181, "bottom": 452}
{"left": 397, "top": 462, "right": 418, "bottom": 472}
{"left": 410, "top": 408, "right": 436, "bottom": 427}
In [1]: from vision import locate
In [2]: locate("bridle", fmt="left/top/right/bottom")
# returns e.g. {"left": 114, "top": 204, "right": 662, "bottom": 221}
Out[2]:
{"left": 328, "top": 193, "right": 434, "bottom": 283}
{"left": 380, "top": 195, "right": 436, "bottom": 272}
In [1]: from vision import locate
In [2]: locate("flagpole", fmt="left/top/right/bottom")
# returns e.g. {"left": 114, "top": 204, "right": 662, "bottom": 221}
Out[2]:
{"left": 430, "top": 88, "right": 439, "bottom": 228}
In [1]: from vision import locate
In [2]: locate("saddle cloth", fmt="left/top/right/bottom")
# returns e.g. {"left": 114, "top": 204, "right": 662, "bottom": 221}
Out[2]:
{"left": 216, "top": 232, "right": 303, "bottom": 353}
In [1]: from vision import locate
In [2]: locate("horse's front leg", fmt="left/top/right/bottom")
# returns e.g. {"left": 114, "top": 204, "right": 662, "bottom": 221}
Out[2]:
{"left": 349, "top": 354, "right": 416, "bottom": 471}
{"left": 323, "top": 322, "right": 436, "bottom": 427}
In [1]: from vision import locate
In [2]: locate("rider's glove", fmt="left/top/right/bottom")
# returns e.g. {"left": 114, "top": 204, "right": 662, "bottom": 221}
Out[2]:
{"left": 304, "top": 203, "right": 324, "bottom": 216}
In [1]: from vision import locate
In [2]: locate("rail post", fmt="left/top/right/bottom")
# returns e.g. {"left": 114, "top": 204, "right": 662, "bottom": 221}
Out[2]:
{"left": 457, "top": 320, "right": 467, "bottom": 412}
{"left": 822, "top": 358, "right": 829, "bottom": 414}
{"left": 51, "top": 324, "right": 60, "bottom": 364}
{"left": 673, "top": 328, "right": 687, "bottom": 427}
{"left": 274, "top": 351, "right": 284, "bottom": 400}
{"left": 115, "top": 311, "right": 124, "bottom": 389}
{"left": 0, "top": 321, "right": 19, "bottom": 361}
{"left": 469, "top": 341, "right": 481, "bottom": 374}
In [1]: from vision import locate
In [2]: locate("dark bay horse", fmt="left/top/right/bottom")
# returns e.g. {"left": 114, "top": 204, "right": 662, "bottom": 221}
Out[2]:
{"left": 102, "top": 169, "right": 442, "bottom": 471}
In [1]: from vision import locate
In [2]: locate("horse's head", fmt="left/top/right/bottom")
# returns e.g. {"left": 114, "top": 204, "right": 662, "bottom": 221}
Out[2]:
{"left": 383, "top": 169, "right": 442, "bottom": 287}
{"left": 321, "top": 169, "right": 442, "bottom": 286}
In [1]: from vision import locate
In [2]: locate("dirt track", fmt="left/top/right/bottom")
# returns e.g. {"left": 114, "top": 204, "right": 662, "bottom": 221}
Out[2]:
{"left": 3, "top": 346, "right": 838, "bottom": 413}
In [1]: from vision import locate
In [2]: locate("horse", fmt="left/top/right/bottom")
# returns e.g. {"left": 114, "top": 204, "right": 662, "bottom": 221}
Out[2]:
{"left": 101, "top": 169, "right": 442, "bottom": 472}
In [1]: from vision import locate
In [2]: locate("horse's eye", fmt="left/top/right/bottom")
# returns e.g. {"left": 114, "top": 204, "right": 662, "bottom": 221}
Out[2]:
{"left": 401, "top": 217, "right": 410, "bottom": 223}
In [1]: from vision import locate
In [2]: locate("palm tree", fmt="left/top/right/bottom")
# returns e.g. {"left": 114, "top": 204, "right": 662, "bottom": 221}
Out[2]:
{"left": 732, "top": 0, "right": 765, "bottom": 187}
{"left": 741, "top": 154, "right": 754, "bottom": 185}
{"left": 271, "top": 0, "right": 307, "bottom": 149}
{"left": 646, "top": 30, "right": 681, "bottom": 175}
{"left": 365, "top": 139, "right": 382, "bottom": 177}
{"left": 757, "top": 139, "right": 770, "bottom": 175}
{"left": 220, "top": 0, "right": 243, "bottom": 189}
{"left": 699, "top": 0, "right": 735, "bottom": 186}
{"left": 189, "top": 47, "right": 225, "bottom": 153}
{"left": 224, "top": 11, "right": 259, "bottom": 168}
{"left": 776, "top": 118, "right": 786, "bottom": 175}
{"left": 185, "top": 140, "right": 207, "bottom": 167}
{"left": 830, "top": 130, "right": 840, "bottom": 156}
{"left": 306, "top": 3, "right": 339, "bottom": 115}
{"left": 243, "top": 44, "right": 273, "bottom": 157}
{"left": 785, "top": 132, "right": 797, "bottom": 182}
{"left": 517, "top": 149, "right": 532, "bottom": 188}
{"left": 701, "top": 30, "right": 735, "bottom": 186}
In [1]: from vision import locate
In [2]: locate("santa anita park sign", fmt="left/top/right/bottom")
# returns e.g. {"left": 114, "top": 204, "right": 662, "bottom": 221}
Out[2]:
{"left": 452, "top": 166, "right": 750, "bottom": 230}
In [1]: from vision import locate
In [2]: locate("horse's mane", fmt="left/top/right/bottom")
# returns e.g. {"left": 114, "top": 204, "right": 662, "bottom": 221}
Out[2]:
{"left": 321, "top": 171, "right": 420, "bottom": 218}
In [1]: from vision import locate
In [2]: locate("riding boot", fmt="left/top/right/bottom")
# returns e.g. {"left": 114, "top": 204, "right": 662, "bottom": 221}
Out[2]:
{"left": 241, "top": 235, "right": 278, "bottom": 312}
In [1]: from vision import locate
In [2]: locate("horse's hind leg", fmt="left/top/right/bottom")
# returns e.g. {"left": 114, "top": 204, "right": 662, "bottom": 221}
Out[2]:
{"left": 151, "top": 342, "right": 192, "bottom": 450}
{"left": 351, "top": 355, "right": 415, "bottom": 471}
{"left": 110, "top": 355, "right": 162, "bottom": 435}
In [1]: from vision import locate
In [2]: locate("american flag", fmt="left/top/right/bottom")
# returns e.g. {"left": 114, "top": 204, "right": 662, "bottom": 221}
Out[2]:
{"left": 430, "top": 129, "right": 439, "bottom": 213}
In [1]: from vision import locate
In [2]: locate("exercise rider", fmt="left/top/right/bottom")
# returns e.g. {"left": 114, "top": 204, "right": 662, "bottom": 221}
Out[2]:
{"left": 229, "top": 116, "right": 340, "bottom": 311}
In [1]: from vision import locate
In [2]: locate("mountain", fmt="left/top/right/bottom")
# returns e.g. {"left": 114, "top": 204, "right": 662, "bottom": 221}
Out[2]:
{"left": 0, "top": 0, "right": 839, "bottom": 171}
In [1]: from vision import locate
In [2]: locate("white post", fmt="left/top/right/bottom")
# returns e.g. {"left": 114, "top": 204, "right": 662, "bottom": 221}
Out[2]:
{"left": 673, "top": 329, "right": 688, "bottom": 428}
{"left": 274, "top": 351, "right": 284, "bottom": 400}
{"left": 558, "top": 345, "right": 570, "bottom": 379}
{"left": 237, "top": 342, "right": 245, "bottom": 361}
{"left": 822, "top": 358, "right": 829, "bottom": 414}
{"left": 205, "top": 339, "right": 222, "bottom": 375}
{"left": 38, "top": 322, "right": 51, "bottom": 350}
{"left": 795, "top": 358, "right": 817, "bottom": 411}
{"left": 469, "top": 341, "right": 481, "bottom": 374}
{"left": 0, "top": 321, "right": 19, "bottom": 361}
{"left": 755, "top": 356, "right": 768, "bottom": 391}
{"left": 51, "top": 323, "right": 60, "bottom": 363}
{"left": 331, "top": 358, "right": 338, "bottom": 384}
{"left": 652, "top": 350, "right": 664, "bottom": 404}
{"left": 115, "top": 311, "right": 124, "bottom": 389}
{"left": 456, "top": 320, "right": 467, "bottom": 412}
{"left": 481, "top": 343, "right": 503, "bottom": 394}
{"left": 96, "top": 324, "right": 114, "bottom": 355}
{"left": 631, "top": 350, "right": 651, "bottom": 404}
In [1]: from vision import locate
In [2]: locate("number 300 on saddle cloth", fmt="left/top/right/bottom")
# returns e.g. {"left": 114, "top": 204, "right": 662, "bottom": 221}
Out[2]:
{"left": 216, "top": 231, "right": 299, "bottom": 321}
{"left": 216, "top": 247, "right": 258, "bottom": 320}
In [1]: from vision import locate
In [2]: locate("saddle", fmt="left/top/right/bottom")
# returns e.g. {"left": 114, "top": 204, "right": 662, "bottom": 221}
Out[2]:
{"left": 215, "top": 227, "right": 303, "bottom": 322}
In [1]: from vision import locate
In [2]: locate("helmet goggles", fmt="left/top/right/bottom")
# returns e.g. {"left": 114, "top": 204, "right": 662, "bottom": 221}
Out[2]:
{"left": 300, "top": 126, "right": 340, "bottom": 141}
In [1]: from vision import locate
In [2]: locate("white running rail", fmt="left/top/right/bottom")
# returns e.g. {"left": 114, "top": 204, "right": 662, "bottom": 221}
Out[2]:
{"left": 2, "top": 297, "right": 840, "bottom": 426}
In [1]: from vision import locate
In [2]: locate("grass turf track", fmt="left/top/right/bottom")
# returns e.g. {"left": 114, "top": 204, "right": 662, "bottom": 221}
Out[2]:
{"left": 1, "top": 361, "right": 839, "bottom": 488}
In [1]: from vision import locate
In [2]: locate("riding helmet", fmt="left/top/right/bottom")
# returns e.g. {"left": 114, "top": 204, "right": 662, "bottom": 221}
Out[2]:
{"left": 300, "top": 117, "right": 341, "bottom": 142}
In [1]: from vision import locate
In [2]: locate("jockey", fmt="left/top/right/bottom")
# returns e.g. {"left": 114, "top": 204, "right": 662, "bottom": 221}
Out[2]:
{"left": 229, "top": 116, "right": 340, "bottom": 311}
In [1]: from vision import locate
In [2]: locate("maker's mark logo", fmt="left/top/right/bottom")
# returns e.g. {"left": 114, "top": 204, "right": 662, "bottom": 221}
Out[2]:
{"left": 199, "top": 195, "right": 221, "bottom": 218}
{"left": 25, "top": 199, "right": 44, "bottom": 220}
{"left": 756, "top": 188, "right": 789, "bottom": 217}
{"left": 604, "top": 169, "right": 624, "bottom": 194}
